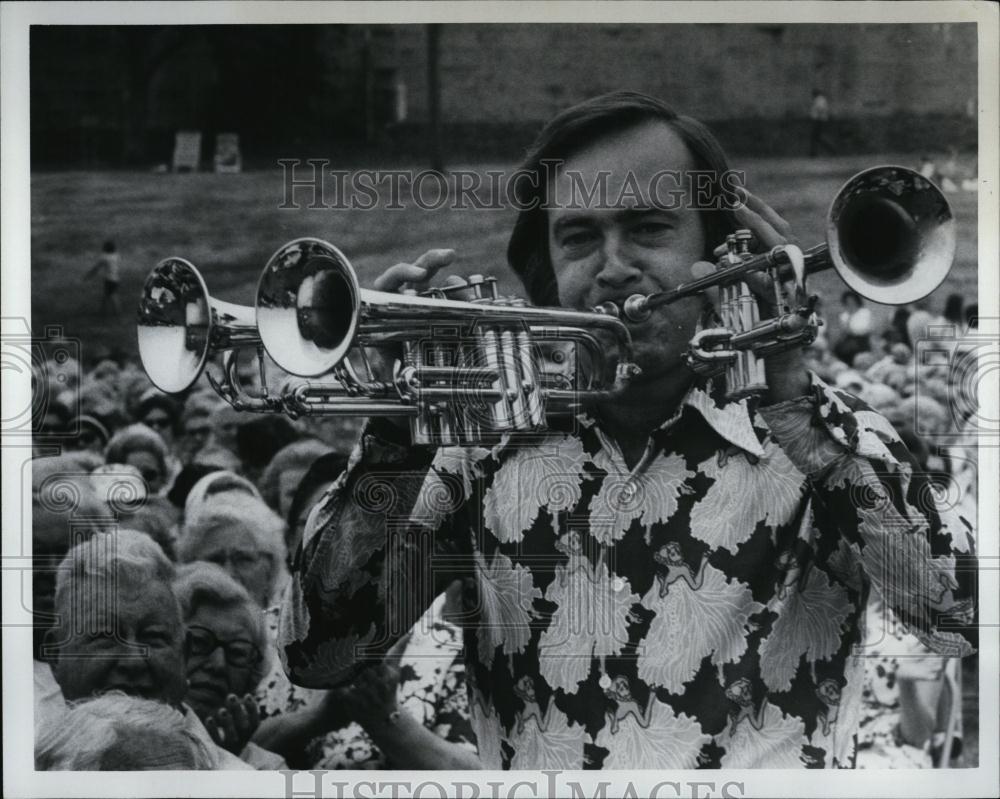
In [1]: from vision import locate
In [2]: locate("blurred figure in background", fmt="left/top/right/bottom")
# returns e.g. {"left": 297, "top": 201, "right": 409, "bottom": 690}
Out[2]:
{"left": 236, "top": 416, "right": 303, "bottom": 486}
{"left": 83, "top": 240, "right": 121, "bottom": 316}
{"left": 67, "top": 414, "right": 111, "bottom": 454}
{"left": 259, "top": 438, "right": 333, "bottom": 519}
{"left": 177, "top": 391, "right": 223, "bottom": 465}
{"left": 809, "top": 88, "right": 835, "bottom": 156}
{"left": 834, "top": 289, "right": 873, "bottom": 365}
{"left": 963, "top": 303, "right": 978, "bottom": 330}
{"left": 104, "top": 423, "right": 170, "bottom": 496}
{"left": 135, "top": 389, "right": 183, "bottom": 474}
{"left": 942, "top": 293, "right": 965, "bottom": 330}
{"left": 206, "top": 405, "right": 244, "bottom": 465}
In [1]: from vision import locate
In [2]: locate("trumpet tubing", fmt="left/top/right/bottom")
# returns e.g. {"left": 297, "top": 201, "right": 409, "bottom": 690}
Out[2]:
{"left": 624, "top": 165, "right": 955, "bottom": 398}
{"left": 136, "top": 166, "right": 955, "bottom": 435}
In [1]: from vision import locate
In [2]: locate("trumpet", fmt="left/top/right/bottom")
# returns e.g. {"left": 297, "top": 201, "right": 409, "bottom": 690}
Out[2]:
{"left": 619, "top": 165, "right": 955, "bottom": 397}
{"left": 138, "top": 240, "right": 639, "bottom": 445}
{"left": 136, "top": 165, "right": 954, "bottom": 442}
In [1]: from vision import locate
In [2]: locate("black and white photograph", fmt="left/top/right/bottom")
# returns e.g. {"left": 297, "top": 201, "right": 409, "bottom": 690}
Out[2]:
{"left": 2, "top": 2, "right": 997, "bottom": 797}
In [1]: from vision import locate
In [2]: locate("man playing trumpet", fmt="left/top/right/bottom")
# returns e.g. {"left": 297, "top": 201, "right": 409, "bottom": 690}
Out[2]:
{"left": 278, "top": 92, "right": 975, "bottom": 769}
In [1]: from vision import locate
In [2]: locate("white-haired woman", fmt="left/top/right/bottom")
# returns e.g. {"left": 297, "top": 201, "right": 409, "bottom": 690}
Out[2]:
{"left": 174, "top": 562, "right": 285, "bottom": 769}
{"left": 182, "top": 470, "right": 263, "bottom": 531}
{"left": 104, "top": 422, "right": 172, "bottom": 496}
{"left": 178, "top": 498, "right": 287, "bottom": 609}
{"left": 36, "top": 692, "right": 215, "bottom": 770}
{"left": 44, "top": 529, "right": 253, "bottom": 769}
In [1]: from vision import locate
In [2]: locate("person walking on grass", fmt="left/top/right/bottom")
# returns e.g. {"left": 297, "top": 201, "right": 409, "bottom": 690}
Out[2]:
{"left": 84, "top": 240, "right": 121, "bottom": 316}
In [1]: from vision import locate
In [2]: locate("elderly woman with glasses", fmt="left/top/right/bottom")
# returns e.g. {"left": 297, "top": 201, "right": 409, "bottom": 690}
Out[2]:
{"left": 178, "top": 498, "right": 286, "bottom": 608}
{"left": 173, "top": 562, "right": 285, "bottom": 768}
{"left": 43, "top": 530, "right": 254, "bottom": 769}
{"left": 104, "top": 423, "right": 171, "bottom": 496}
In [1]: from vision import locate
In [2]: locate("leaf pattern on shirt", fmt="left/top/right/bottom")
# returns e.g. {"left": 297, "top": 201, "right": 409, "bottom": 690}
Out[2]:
{"left": 283, "top": 378, "right": 976, "bottom": 771}
{"left": 812, "top": 654, "right": 864, "bottom": 767}
{"left": 538, "top": 549, "right": 639, "bottom": 694}
{"left": 689, "top": 439, "right": 804, "bottom": 553}
{"left": 409, "top": 467, "right": 466, "bottom": 531}
{"left": 589, "top": 451, "right": 695, "bottom": 545}
{"left": 483, "top": 434, "right": 590, "bottom": 543}
{"left": 935, "top": 497, "right": 974, "bottom": 554}
{"left": 758, "top": 566, "right": 855, "bottom": 692}
{"left": 855, "top": 503, "right": 973, "bottom": 657}
{"left": 594, "top": 696, "right": 710, "bottom": 769}
{"left": 436, "top": 445, "right": 492, "bottom": 489}
{"left": 508, "top": 702, "right": 587, "bottom": 770}
{"left": 289, "top": 624, "right": 377, "bottom": 688}
{"left": 638, "top": 562, "right": 765, "bottom": 693}
{"left": 716, "top": 701, "right": 808, "bottom": 768}
{"left": 469, "top": 691, "right": 504, "bottom": 769}
{"left": 825, "top": 539, "right": 865, "bottom": 593}
{"left": 475, "top": 551, "right": 543, "bottom": 667}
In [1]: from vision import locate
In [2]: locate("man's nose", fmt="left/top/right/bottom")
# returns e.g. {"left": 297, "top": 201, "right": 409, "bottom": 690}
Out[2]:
{"left": 595, "top": 240, "right": 642, "bottom": 289}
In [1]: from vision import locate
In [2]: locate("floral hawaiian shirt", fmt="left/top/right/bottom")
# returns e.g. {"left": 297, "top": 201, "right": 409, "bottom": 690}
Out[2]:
{"left": 279, "top": 373, "right": 976, "bottom": 769}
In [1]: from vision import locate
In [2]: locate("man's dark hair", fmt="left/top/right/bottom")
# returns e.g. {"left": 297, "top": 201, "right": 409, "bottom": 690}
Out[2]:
{"left": 506, "top": 91, "right": 738, "bottom": 306}
{"left": 102, "top": 240, "right": 116, "bottom": 253}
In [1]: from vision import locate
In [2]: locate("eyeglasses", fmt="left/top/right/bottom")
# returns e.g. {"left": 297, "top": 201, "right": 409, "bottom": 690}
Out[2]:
{"left": 204, "top": 548, "right": 272, "bottom": 572}
{"left": 144, "top": 415, "right": 173, "bottom": 430}
{"left": 185, "top": 625, "right": 260, "bottom": 667}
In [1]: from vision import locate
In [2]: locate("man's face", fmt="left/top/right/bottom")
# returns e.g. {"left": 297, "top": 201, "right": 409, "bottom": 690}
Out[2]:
{"left": 51, "top": 579, "right": 187, "bottom": 705}
{"left": 547, "top": 122, "right": 707, "bottom": 383}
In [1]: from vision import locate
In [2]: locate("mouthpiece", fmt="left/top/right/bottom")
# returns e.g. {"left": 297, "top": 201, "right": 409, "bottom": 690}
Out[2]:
{"left": 622, "top": 294, "right": 652, "bottom": 323}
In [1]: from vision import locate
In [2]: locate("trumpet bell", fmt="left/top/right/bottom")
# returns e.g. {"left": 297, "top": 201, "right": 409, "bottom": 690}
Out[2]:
{"left": 256, "top": 238, "right": 360, "bottom": 377}
{"left": 827, "top": 165, "right": 956, "bottom": 305}
{"left": 137, "top": 258, "right": 212, "bottom": 393}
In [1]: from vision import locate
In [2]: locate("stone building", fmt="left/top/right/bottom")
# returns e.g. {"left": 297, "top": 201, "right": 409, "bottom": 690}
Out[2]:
{"left": 30, "top": 23, "right": 977, "bottom": 166}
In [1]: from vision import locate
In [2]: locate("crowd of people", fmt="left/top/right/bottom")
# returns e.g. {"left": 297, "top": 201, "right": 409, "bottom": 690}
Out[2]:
{"left": 31, "top": 358, "right": 479, "bottom": 770}
{"left": 30, "top": 281, "right": 979, "bottom": 772}
{"left": 31, "top": 267, "right": 979, "bottom": 771}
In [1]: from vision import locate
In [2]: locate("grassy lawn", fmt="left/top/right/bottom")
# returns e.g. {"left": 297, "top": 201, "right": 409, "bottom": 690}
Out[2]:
{"left": 30, "top": 154, "right": 978, "bottom": 363}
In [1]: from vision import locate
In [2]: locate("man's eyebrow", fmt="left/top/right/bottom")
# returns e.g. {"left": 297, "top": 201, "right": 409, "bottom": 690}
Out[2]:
{"left": 552, "top": 207, "right": 679, "bottom": 234}
{"left": 616, "top": 207, "right": 681, "bottom": 221}
{"left": 552, "top": 213, "right": 595, "bottom": 234}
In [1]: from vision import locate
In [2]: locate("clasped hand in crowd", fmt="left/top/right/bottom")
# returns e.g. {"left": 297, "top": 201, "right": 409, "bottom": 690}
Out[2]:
{"left": 204, "top": 693, "right": 260, "bottom": 754}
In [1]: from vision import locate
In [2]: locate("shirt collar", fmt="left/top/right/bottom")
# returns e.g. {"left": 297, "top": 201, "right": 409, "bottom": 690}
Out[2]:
{"left": 573, "top": 381, "right": 766, "bottom": 460}
{"left": 674, "top": 385, "right": 766, "bottom": 459}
